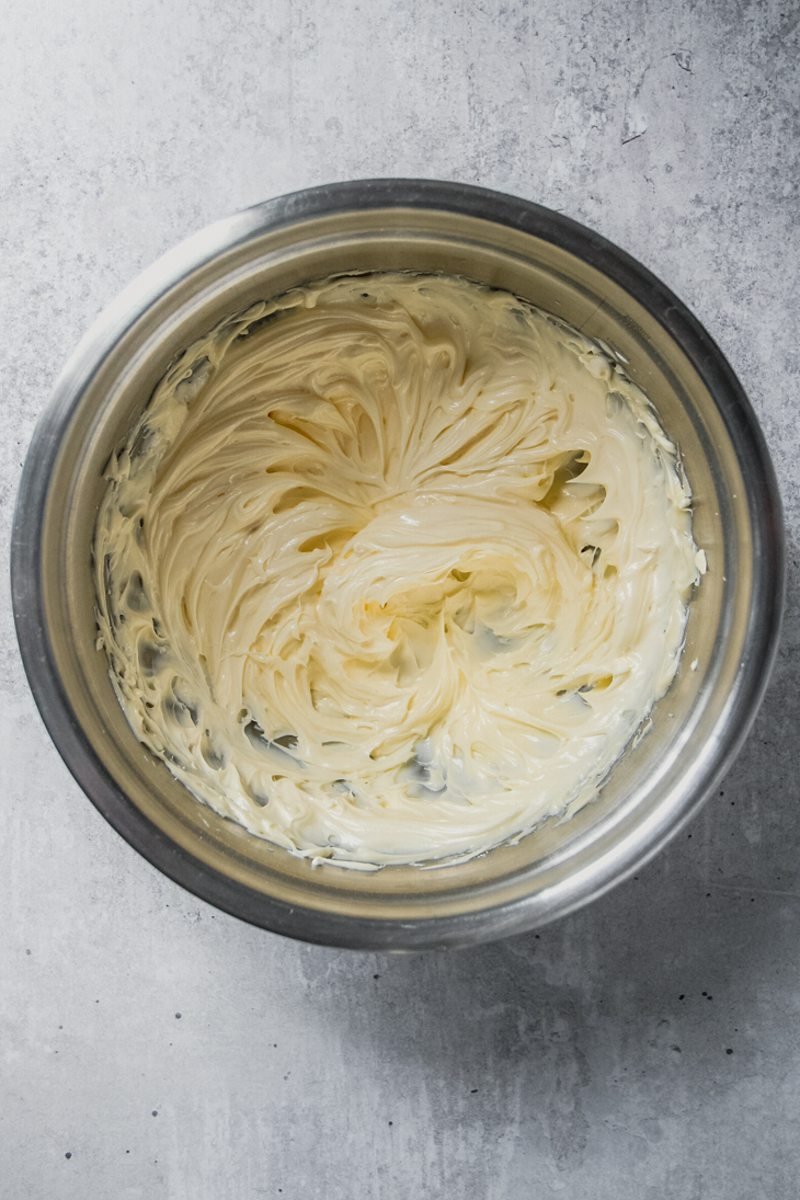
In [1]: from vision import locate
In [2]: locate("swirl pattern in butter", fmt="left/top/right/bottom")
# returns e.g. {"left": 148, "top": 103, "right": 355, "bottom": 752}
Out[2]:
{"left": 94, "top": 274, "right": 703, "bottom": 868}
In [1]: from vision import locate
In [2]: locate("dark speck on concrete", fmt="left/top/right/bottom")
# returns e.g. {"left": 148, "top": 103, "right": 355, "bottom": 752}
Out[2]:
{"left": 151, "top": 1110, "right": 158, "bottom": 1117}
{"left": 678, "top": 995, "right": 685, "bottom": 1001}
{"left": 175, "top": 1012, "right": 182, "bottom": 1019}
{"left": 65, "top": 1152, "right": 72, "bottom": 1160}
{"left": 373, "top": 974, "right": 380, "bottom": 980}
{"left": 25, "top": 949, "right": 31, "bottom": 956}
{"left": 470, "top": 1088, "right": 479, "bottom": 1093}
{"left": 727, "top": 1048, "right": 734, "bottom": 1055}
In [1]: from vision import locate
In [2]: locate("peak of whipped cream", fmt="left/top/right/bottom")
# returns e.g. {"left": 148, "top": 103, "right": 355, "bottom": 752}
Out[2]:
{"left": 94, "top": 273, "right": 703, "bottom": 869}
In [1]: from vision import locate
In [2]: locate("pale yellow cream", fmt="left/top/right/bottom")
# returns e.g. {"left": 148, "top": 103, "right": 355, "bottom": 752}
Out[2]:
{"left": 94, "top": 273, "right": 704, "bottom": 868}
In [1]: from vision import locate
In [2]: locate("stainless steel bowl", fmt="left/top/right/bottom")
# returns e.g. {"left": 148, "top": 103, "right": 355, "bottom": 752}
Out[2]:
{"left": 11, "top": 180, "right": 784, "bottom": 949}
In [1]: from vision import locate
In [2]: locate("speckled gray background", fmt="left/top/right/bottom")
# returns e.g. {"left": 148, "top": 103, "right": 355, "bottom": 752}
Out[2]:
{"left": 2, "top": 1, "right": 798, "bottom": 1197}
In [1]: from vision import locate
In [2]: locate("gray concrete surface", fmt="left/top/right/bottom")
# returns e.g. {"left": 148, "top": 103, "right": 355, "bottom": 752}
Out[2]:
{"left": 1, "top": 1, "right": 798, "bottom": 1196}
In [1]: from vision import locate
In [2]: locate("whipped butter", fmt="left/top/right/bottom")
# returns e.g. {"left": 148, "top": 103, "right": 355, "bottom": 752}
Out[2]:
{"left": 94, "top": 273, "right": 704, "bottom": 868}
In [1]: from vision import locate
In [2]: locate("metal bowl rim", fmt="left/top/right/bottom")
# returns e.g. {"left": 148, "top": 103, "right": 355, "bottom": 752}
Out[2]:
{"left": 11, "top": 178, "right": 785, "bottom": 949}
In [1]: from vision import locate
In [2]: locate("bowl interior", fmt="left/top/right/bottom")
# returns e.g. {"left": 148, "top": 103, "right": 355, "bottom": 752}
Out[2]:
{"left": 27, "top": 195, "right": 774, "bottom": 945}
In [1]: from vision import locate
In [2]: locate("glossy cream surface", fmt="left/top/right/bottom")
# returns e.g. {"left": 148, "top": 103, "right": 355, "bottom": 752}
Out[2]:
{"left": 94, "top": 273, "right": 703, "bottom": 868}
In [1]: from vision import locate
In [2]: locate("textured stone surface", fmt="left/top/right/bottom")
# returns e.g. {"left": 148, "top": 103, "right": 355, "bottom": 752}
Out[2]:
{"left": 1, "top": 1, "right": 798, "bottom": 1197}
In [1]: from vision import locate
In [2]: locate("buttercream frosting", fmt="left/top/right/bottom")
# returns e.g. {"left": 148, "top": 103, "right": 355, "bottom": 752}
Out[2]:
{"left": 94, "top": 273, "right": 703, "bottom": 868}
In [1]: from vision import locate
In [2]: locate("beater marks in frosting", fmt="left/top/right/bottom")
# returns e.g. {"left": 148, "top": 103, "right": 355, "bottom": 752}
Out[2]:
{"left": 94, "top": 273, "right": 704, "bottom": 868}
